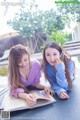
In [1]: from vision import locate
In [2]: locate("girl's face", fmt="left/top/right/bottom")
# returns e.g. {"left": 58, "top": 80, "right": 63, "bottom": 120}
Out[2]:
{"left": 45, "top": 47, "right": 60, "bottom": 66}
{"left": 18, "top": 54, "right": 29, "bottom": 68}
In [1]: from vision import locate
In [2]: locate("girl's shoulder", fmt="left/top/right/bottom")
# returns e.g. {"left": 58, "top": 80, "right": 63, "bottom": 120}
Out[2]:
{"left": 67, "top": 60, "right": 75, "bottom": 67}
{"left": 31, "top": 59, "right": 41, "bottom": 68}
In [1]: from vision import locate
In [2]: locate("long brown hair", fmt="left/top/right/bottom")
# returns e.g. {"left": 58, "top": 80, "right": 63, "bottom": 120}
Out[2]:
{"left": 8, "top": 44, "right": 30, "bottom": 92}
{"left": 42, "top": 42, "right": 75, "bottom": 89}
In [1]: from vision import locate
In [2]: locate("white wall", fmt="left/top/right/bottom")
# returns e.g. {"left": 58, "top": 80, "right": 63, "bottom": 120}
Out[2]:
{"left": 72, "top": 22, "right": 80, "bottom": 41}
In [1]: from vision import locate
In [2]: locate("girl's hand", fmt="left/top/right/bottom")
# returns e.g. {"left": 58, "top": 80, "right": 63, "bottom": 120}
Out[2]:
{"left": 59, "top": 91, "right": 69, "bottom": 99}
{"left": 44, "top": 87, "right": 55, "bottom": 95}
{"left": 25, "top": 94, "right": 37, "bottom": 107}
{"left": 55, "top": 58, "right": 63, "bottom": 64}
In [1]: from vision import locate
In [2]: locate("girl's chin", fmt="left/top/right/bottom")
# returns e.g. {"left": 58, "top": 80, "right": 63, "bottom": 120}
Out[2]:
{"left": 50, "top": 62, "right": 55, "bottom": 66}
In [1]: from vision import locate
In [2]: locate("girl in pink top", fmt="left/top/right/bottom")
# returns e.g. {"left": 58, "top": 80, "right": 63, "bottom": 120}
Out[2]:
{"left": 8, "top": 44, "right": 54, "bottom": 107}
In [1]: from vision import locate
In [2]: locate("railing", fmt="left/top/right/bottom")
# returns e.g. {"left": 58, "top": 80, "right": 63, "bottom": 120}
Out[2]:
{"left": 63, "top": 41, "right": 80, "bottom": 56}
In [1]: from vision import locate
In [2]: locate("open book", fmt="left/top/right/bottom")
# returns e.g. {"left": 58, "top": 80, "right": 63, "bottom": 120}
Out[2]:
{"left": 2, "top": 90, "right": 56, "bottom": 111}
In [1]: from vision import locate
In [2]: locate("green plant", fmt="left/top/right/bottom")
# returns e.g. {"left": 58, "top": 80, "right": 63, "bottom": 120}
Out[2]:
{"left": 50, "top": 30, "right": 71, "bottom": 46}
{"left": 0, "top": 66, "right": 8, "bottom": 76}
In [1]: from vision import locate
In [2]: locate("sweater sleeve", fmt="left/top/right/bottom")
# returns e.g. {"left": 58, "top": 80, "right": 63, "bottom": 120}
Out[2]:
{"left": 47, "top": 64, "right": 68, "bottom": 96}
{"left": 55, "top": 63, "right": 68, "bottom": 89}
{"left": 51, "top": 83, "right": 66, "bottom": 96}
{"left": 48, "top": 77, "right": 67, "bottom": 96}
{"left": 10, "top": 87, "right": 25, "bottom": 98}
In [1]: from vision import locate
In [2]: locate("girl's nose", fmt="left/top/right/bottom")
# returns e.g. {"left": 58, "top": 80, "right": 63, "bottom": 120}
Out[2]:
{"left": 50, "top": 56, "right": 54, "bottom": 61}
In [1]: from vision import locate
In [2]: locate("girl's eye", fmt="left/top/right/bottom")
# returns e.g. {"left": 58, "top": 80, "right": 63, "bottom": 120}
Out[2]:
{"left": 25, "top": 60, "right": 28, "bottom": 61}
{"left": 53, "top": 54, "right": 57, "bottom": 56}
{"left": 24, "top": 59, "right": 28, "bottom": 61}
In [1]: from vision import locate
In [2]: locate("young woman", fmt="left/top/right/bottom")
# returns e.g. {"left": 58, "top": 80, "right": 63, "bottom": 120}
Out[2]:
{"left": 42, "top": 42, "right": 75, "bottom": 100}
{"left": 8, "top": 44, "right": 54, "bottom": 107}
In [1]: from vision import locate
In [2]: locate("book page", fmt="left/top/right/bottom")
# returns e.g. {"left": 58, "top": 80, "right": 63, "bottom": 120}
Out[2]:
{"left": 29, "top": 90, "right": 55, "bottom": 101}
{"left": 2, "top": 93, "right": 30, "bottom": 111}
{"left": 2, "top": 90, "right": 56, "bottom": 111}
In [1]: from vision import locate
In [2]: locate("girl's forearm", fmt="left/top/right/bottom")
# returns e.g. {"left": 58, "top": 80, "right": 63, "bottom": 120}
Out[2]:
{"left": 35, "top": 83, "right": 45, "bottom": 89}
{"left": 17, "top": 92, "right": 27, "bottom": 100}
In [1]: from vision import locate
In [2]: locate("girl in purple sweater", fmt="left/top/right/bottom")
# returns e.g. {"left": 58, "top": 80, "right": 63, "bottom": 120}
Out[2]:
{"left": 8, "top": 44, "right": 54, "bottom": 107}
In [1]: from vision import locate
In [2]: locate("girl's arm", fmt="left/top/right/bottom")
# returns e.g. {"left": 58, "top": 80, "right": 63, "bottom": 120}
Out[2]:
{"left": 55, "top": 63, "right": 68, "bottom": 89}
{"left": 18, "top": 92, "right": 37, "bottom": 107}
{"left": 10, "top": 87, "right": 37, "bottom": 107}
{"left": 10, "top": 88, "right": 25, "bottom": 98}
{"left": 17, "top": 92, "right": 27, "bottom": 99}
{"left": 51, "top": 82, "right": 67, "bottom": 96}
{"left": 46, "top": 63, "right": 68, "bottom": 97}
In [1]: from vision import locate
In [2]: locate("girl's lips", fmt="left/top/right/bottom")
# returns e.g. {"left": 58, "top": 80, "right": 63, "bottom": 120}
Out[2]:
{"left": 50, "top": 61, "right": 55, "bottom": 64}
